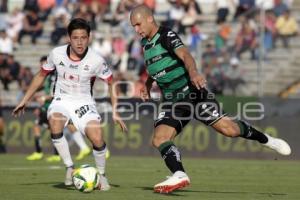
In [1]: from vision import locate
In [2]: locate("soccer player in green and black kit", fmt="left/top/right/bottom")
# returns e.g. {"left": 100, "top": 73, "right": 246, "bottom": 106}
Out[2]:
{"left": 130, "top": 5, "right": 291, "bottom": 194}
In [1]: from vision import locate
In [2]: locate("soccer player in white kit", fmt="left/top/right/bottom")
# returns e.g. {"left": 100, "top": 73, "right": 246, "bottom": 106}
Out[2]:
{"left": 12, "top": 18, "right": 127, "bottom": 190}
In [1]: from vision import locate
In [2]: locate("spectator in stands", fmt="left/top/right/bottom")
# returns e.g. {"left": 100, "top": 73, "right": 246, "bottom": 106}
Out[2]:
{"left": 166, "top": 0, "right": 185, "bottom": 31}
{"left": 143, "top": 0, "right": 156, "bottom": 13}
{"left": 224, "top": 57, "right": 244, "bottom": 95}
{"left": 179, "top": 0, "right": 201, "bottom": 34}
{"left": 255, "top": 0, "right": 274, "bottom": 11}
{"left": 50, "top": 8, "right": 69, "bottom": 45}
{"left": 263, "top": 10, "right": 276, "bottom": 52}
{"left": 127, "top": 34, "right": 143, "bottom": 72}
{"left": 234, "top": 0, "right": 256, "bottom": 20}
{"left": 0, "top": 0, "right": 7, "bottom": 12}
{"left": 215, "top": 0, "right": 234, "bottom": 24}
{"left": 234, "top": 19, "right": 258, "bottom": 59}
{"left": 6, "top": 55, "right": 21, "bottom": 83}
{"left": 37, "top": 0, "right": 56, "bottom": 21}
{"left": 111, "top": 0, "right": 137, "bottom": 26}
{"left": 0, "top": 54, "right": 14, "bottom": 90}
{"left": 187, "top": 25, "right": 204, "bottom": 55}
{"left": 18, "top": 8, "right": 43, "bottom": 45}
{"left": 5, "top": 7, "right": 24, "bottom": 47}
{"left": 73, "top": 2, "right": 96, "bottom": 30}
{"left": 17, "top": 67, "right": 33, "bottom": 101}
{"left": 87, "top": 0, "right": 111, "bottom": 19}
{"left": 23, "top": 0, "right": 39, "bottom": 12}
{"left": 202, "top": 43, "right": 219, "bottom": 87}
{"left": 273, "top": 0, "right": 289, "bottom": 17}
{"left": 215, "top": 21, "right": 231, "bottom": 51}
{"left": 91, "top": 34, "right": 112, "bottom": 60}
{"left": 0, "top": 30, "right": 13, "bottom": 55}
{"left": 0, "top": 98, "right": 5, "bottom": 153}
{"left": 274, "top": 9, "right": 298, "bottom": 48}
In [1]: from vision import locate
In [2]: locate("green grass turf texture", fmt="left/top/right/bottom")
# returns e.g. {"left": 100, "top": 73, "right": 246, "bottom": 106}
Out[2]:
{"left": 0, "top": 154, "right": 299, "bottom": 200}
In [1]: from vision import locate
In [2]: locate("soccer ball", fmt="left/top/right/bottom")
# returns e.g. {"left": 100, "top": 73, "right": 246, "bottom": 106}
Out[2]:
{"left": 72, "top": 164, "right": 100, "bottom": 193}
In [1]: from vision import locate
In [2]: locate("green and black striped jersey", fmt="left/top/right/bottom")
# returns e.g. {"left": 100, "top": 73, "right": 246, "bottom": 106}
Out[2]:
{"left": 142, "top": 27, "right": 191, "bottom": 102}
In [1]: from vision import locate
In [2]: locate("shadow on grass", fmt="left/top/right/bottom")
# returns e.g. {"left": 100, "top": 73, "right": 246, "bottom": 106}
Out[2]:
{"left": 20, "top": 182, "right": 120, "bottom": 190}
{"left": 191, "top": 190, "right": 287, "bottom": 196}
{"left": 135, "top": 186, "right": 203, "bottom": 196}
{"left": 136, "top": 186, "right": 287, "bottom": 197}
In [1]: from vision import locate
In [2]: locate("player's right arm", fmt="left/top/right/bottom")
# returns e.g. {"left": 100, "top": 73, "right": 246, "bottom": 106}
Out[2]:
{"left": 141, "top": 76, "right": 154, "bottom": 101}
{"left": 12, "top": 71, "right": 48, "bottom": 117}
{"left": 13, "top": 51, "right": 55, "bottom": 117}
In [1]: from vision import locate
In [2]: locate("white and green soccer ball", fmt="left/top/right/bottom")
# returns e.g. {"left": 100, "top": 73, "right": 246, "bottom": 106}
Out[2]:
{"left": 72, "top": 164, "right": 100, "bottom": 193}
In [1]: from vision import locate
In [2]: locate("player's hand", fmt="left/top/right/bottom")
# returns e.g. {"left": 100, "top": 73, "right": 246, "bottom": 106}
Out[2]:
{"left": 113, "top": 112, "right": 128, "bottom": 133}
{"left": 140, "top": 86, "right": 150, "bottom": 102}
{"left": 190, "top": 73, "right": 207, "bottom": 90}
{"left": 12, "top": 102, "right": 26, "bottom": 117}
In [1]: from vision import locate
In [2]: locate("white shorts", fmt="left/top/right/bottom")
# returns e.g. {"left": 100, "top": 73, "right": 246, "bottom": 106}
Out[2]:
{"left": 47, "top": 97, "right": 101, "bottom": 134}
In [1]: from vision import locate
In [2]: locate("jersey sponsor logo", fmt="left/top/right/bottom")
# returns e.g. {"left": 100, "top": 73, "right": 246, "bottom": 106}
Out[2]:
{"left": 152, "top": 70, "right": 166, "bottom": 80}
{"left": 69, "top": 64, "right": 78, "bottom": 69}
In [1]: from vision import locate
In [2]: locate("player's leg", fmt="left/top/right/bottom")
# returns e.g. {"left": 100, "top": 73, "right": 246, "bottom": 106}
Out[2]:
{"left": 48, "top": 112, "right": 74, "bottom": 185}
{"left": 194, "top": 88, "right": 291, "bottom": 155}
{"left": 67, "top": 124, "right": 91, "bottom": 161}
{"left": 27, "top": 108, "right": 44, "bottom": 160}
{"left": 212, "top": 117, "right": 291, "bottom": 155}
{"left": 84, "top": 120, "right": 110, "bottom": 191}
{"left": 152, "top": 124, "right": 190, "bottom": 193}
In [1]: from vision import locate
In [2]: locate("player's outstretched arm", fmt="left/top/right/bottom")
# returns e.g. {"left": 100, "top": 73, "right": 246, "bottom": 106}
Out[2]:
{"left": 107, "top": 77, "right": 128, "bottom": 133}
{"left": 175, "top": 47, "right": 207, "bottom": 90}
{"left": 12, "top": 70, "right": 47, "bottom": 117}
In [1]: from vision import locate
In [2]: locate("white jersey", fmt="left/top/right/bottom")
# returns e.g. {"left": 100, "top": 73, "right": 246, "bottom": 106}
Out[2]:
{"left": 42, "top": 45, "right": 112, "bottom": 104}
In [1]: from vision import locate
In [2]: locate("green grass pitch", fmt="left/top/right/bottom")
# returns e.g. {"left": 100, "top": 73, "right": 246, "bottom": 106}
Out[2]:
{"left": 0, "top": 154, "right": 299, "bottom": 200}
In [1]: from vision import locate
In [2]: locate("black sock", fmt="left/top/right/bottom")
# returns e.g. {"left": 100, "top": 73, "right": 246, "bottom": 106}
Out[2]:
{"left": 158, "top": 141, "right": 185, "bottom": 173}
{"left": 237, "top": 120, "right": 268, "bottom": 144}
{"left": 34, "top": 136, "right": 42, "bottom": 153}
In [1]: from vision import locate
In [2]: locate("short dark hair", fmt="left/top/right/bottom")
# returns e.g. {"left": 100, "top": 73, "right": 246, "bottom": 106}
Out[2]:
{"left": 67, "top": 18, "right": 91, "bottom": 36}
{"left": 40, "top": 55, "right": 47, "bottom": 62}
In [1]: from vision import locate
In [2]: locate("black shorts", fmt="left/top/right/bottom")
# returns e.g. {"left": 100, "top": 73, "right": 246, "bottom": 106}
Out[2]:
{"left": 154, "top": 88, "right": 226, "bottom": 134}
{"left": 0, "top": 106, "right": 2, "bottom": 117}
{"left": 35, "top": 108, "right": 49, "bottom": 127}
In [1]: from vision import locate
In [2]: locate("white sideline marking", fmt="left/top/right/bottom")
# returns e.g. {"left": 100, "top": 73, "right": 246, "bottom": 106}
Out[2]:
{"left": 0, "top": 165, "right": 63, "bottom": 171}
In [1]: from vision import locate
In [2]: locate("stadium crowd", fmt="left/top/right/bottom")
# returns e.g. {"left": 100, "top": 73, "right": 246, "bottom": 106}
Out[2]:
{"left": 0, "top": 0, "right": 298, "bottom": 97}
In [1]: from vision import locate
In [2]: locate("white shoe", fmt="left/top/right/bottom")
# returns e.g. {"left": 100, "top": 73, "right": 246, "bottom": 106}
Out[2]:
{"left": 263, "top": 134, "right": 291, "bottom": 155}
{"left": 64, "top": 167, "right": 74, "bottom": 186}
{"left": 98, "top": 174, "right": 111, "bottom": 191}
{"left": 154, "top": 171, "right": 190, "bottom": 193}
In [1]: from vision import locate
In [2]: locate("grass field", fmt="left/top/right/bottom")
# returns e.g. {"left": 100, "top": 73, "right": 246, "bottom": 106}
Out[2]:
{"left": 0, "top": 154, "right": 299, "bottom": 200}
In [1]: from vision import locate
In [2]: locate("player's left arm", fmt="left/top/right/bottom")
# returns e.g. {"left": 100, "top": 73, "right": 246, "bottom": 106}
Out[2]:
{"left": 97, "top": 59, "right": 128, "bottom": 132}
{"left": 107, "top": 77, "right": 128, "bottom": 133}
{"left": 162, "top": 30, "right": 206, "bottom": 90}
{"left": 175, "top": 47, "right": 206, "bottom": 89}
